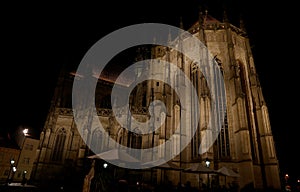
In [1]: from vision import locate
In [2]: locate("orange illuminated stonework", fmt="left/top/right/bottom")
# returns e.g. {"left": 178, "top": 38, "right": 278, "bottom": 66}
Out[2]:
{"left": 31, "top": 11, "right": 281, "bottom": 192}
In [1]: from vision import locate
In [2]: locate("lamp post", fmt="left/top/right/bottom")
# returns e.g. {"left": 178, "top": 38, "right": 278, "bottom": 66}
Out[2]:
{"left": 284, "top": 174, "right": 289, "bottom": 183}
{"left": 205, "top": 158, "right": 211, "bottom": 191}
{"left": 22, "top": 170, "right": 27, "bottom": 186}
{"left": 6, "top": 159, "right": 16, "bottom": 184}
{"left": 11, "top": 166, "right": 17, "bottom": 182}
{"left": 284, "top": 173, "right": 290, "bottom": 191}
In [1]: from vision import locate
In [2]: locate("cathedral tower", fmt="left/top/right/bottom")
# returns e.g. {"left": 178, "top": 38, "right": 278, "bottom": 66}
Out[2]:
{"left": 31, "top": 10, "right": 281, "bottom": 191}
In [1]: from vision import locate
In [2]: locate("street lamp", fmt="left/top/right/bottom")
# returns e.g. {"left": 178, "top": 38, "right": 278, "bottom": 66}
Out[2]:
{"left": 22, "top": 170, "right": 27, "bottom": 186}
{"left": 284, "top": 173, "right": 290, "bottom": 190}
{"left": 285, "top": 174, "right": 289, "bottom": 183}
{"left": 205, "top": 158, "right": 210, "bottom": 168}
{"left": 6, "top": 159, "right": 16, "bottom": 184}
{"left": 204, "top": 158, "right": 211, "bottom": 190}
{"left": 103, "top": 163, "right": 108, "bottom": 168}
{"left": 23, "top": 128, "right": 29, "bottom": 136}
{"left": 11, "top": 166, "right": 17, "bottom": 182}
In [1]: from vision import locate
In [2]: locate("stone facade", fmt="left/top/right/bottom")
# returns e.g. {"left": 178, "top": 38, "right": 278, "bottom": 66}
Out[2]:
{"left": 0, "top": 146, "right": 20, "bottom": 183}
{"left": 31, "top": 12, "right": 281, "bottom": 191}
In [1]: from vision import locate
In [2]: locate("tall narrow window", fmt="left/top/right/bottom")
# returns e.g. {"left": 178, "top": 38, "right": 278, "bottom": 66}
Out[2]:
{"left": 173, "top": 105, "right": 180, "bottom": 157}
{"left": 131, "top": 130, "right": 142, "bottom": 149}
{"left": 91, "top": 128, "right": 103, "bottom": 154}
{"left": 130, "top": 128, "right": 142, "bottom": 159}
{"left": 142, "top": 94, "right": 147, "bottom": 107}
{"left": 117, "top": 128, "right": 126, "bottom": 147}
{"left": 214, "top": 57, "right": 231, "bottom": 159}
{"left": 191, "top": 63, "right": 200, "bottom": 159}
{"left": 52, "top": 128, "right": 66, "bottom": 161}
{"left": 218, "top": 112, "right": 230, "bottom": 158}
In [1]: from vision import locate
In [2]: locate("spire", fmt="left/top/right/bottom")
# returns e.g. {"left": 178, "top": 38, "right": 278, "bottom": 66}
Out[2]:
{"left": 178, "top": 16, "right": 184, "bottom": 48}
{"left": 198, "top": 6, "right": 204, "bottom": 28}
{"left": 222, "top": 9, "right": 229, "bottom": 23}
{"left": 179, "top": 16, "right": 184, "bottom": 30}
{"left": 239, "top": 14, "right": 247, "bottom": 32}
{"left": 198, "top": 5, "right": 207, "bottom": 45}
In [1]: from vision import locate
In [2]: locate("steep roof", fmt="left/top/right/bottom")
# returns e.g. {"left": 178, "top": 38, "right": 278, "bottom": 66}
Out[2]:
{"left": 190, "top": 14, "right": 222, "bottom": 27}
{"left": 187, "top": 14, "right": 247, "bottom": 36}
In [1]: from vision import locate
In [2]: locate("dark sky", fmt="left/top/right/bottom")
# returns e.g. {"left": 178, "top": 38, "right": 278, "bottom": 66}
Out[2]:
{"left": 3, "top": 0, "right": 299, "bottom": 184}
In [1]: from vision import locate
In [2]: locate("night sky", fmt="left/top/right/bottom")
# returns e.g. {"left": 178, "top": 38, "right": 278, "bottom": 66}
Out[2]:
{"left": 2, "top": 0, "right": 299, "bottom": 184}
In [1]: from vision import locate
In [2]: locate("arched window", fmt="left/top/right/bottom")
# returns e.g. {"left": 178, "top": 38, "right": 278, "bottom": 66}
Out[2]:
{"left": 91, "top": 128, "right": 103, "bottom": 154}
{"left": 130, "top": 128, "right": 142, "bottom": 159}
{"left": 131, "top": 129, "right": 142, "bottom": 149}
{"left": 52, "top": 128, "right": 66, "bottom": 161}
{"left": 191, "top": 62, "right": 200, "bottom": 159}
{"left": 142, "top": 94, "right": 147, "bottom": 107}
{"left": 217, "top": 112, "right": 230, "bottom": 159}
{"left": 117, "top": 128, "right": 126, "bottom": 147}
{"left": 213, "top": 57, "right": 230, "bottom": 159}
{"left": 173, "top": 105, "right": 180, "bottom": 157}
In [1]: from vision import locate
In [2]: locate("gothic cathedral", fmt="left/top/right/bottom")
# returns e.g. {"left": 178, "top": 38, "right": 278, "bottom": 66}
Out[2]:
{"left": 31, "top": 11, "right": 281, "bottom": 191}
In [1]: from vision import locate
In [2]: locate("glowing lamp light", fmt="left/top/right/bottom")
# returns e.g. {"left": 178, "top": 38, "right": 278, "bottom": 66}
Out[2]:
{"left": 285, "top": 174, "right": 289, "bottom": 180}
{"left": 205, "top": 158, "right": 210, "bottom": 168}
{"left": 103, "top": 163, "right": 108, "bottom": 168}
{"left": 23, "top": 128, "right": 29, "bottom": 136}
